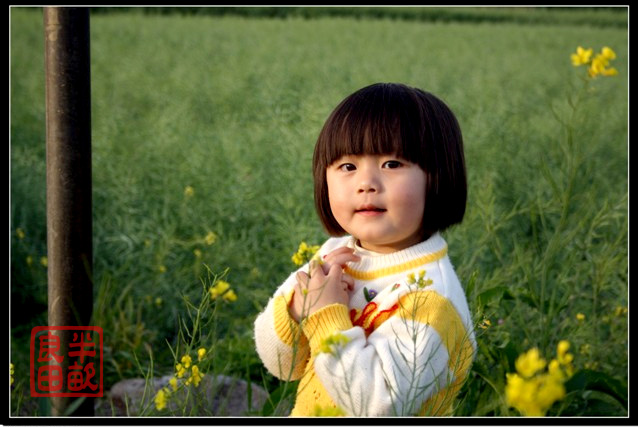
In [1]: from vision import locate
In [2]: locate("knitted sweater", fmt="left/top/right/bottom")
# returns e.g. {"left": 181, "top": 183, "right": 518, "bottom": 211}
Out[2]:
{"left": 254, "top": 233, "right": 476, "bottom": 416}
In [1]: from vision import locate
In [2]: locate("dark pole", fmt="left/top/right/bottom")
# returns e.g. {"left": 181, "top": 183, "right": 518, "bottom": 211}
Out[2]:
{"left": 44, "top": 7, "right": 93, "bottom": 417}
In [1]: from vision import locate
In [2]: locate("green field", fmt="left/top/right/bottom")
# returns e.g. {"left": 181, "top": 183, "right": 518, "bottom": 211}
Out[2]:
{"left": 10, "top": 7, "right": 628, "bottom": 417}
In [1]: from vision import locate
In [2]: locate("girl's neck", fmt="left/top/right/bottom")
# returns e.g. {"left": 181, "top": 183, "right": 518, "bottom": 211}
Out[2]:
{"left": 355, "top": 231, "right": 433, "bottom": 255}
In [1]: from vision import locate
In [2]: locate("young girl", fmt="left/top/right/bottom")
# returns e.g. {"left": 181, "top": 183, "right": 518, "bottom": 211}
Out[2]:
{"left": 254, "top": 83, "right": 476, "bottom": 417}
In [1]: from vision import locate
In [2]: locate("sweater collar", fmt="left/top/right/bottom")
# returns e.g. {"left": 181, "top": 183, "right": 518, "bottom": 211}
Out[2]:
{"left": 344, "top": 233, "right": 448, "bottom": 281}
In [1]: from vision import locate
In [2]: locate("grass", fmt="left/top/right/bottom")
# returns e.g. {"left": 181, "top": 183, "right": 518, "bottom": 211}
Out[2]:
{"left": 10, "top": 7, "right": 628, "bottom": 416}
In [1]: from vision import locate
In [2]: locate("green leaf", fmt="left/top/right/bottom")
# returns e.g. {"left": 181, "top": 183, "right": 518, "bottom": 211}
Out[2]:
{"left": 260, "top": 381, "right": 297, "bottom": 416}
{"left": 565, "top": 369, "right": 627, "bottom": 408}
{"left": 38, "top": 396, "right": 51, "bottom": 416}
{"left": 499, "top": 341, "right": 519, "bottom": 372}
{"left": 62, "top": 396, "right": 87, "bottom": 416}
{"left": 477, "top": 286, "right": 514, "bottom": 308}
{"left": 518, "top": 292, "right": 538, "bottom": 310}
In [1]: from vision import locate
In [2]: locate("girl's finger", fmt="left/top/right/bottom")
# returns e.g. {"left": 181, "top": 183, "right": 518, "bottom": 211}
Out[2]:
{"left": 296, "top": 271, "right": 310, "bottom": 287}
{"left": 322, "top": 248, "right": 361, "bottom": 273}
{"left": 341, "top": 274, "right": 355, "bottom": 291}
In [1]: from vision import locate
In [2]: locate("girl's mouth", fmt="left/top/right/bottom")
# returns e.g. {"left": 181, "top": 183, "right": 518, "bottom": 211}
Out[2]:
{"left": 355, "top": 205, "right": 387, "bottom": 216}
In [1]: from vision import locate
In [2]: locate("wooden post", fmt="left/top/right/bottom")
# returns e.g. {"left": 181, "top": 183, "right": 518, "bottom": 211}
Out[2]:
{"left": 44, "top": 7, "right": 94, "bottom": 416}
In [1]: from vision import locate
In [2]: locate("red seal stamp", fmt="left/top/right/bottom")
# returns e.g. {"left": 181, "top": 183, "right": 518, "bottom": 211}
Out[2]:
{"left": 30, "top": 326, "right": 103, "bottom": 397}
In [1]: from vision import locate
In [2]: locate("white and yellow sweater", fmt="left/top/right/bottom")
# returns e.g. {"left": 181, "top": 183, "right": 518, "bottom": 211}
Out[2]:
{"left": 254, "top": 233, "right": 476, "bottom": 416}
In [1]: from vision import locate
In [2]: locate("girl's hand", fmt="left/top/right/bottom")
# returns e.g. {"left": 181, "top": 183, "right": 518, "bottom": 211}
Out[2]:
{"left": 289, "top": 247, "right": 360, "bottom": 322}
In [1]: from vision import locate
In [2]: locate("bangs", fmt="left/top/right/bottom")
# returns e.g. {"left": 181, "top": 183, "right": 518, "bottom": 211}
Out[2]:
{"left": 316, "top": 84, "right": 425, "bottom": 168}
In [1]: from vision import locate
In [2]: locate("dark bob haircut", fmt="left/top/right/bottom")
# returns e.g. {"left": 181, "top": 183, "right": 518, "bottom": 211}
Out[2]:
{"left": 313, "top": 82, "right": 467, "bottom": 239}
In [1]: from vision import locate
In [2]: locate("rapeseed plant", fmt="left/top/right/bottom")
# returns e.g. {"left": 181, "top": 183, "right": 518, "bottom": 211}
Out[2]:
{"left": 223, "top": 289, "right": 237, "bottom": 302}
{"left": 291, "top": 241, "right": 320, "bottom": 266}
{"left": 571, "top": 46, "right": 618, "bottom": 78}
{"left": 209, "top": 279, "right": 237, "bottom": 302}
{"left": 175, "top": 362, "right": 187, "bottom": 378}
{"left": 154, "top": 388, "right": 169, "bottom": 410}
{"left": 204, "top": 231, "right": 217, "bottom": 246}
{"left": 181, "top": 354, "right": 192, "bottom": 369}
{"left": 614, "top": 306, "right": 627, "bottom": 317}
{"left": 197, "top": 348, "right": 206, "bottom": 361}
{"left": 185, "top": 365, "right": 204, "bottom": 387}
{"left": 406, "top": 270, "right": 433, "bottom": 288}
{"left": 505, "top": 341, "right": 574, "bottom": 416}
{"left": 312, "top": 404, "right": 346, "bottom": 416}
{"left": 478, "top": 318, "right": 491, "bottom": 330}
{"left": 318, "top": 332, "right": 351, "bottom": 357}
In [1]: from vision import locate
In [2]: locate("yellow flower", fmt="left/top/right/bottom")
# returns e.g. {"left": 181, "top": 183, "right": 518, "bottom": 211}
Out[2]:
{"left": 506, "top": 342, "right": 574, "bottom": 416}
{"left": 186, "top": 365, "right": 204, "bottom": 387}
{"left": 40, "top": 256, "right": 48, "bottom": 267}
{"left": 292, "top": 241, "right": 320, "bottom": 266}
{"left": 197, "top": 348, "right": 206, "bottom": 361}
{"left": 515, "top": 348, "right": 546, "bottom": 378}
{"left": 209, "top": 280, "right": 231, "bottom": 300}
{"left": 312, "top": 404, "right": 346, "bottom": 416}
{"left": 506, "top": 372, "right": 565, "bottom": 416}
{"left": 154, "top": 388, "right": 169, "bottom": 410}
{"left": 16, "top": 228, "right": 25, "bottom": 239}
{"left": 614, "top": 306, "right": 627, "bottom": 317}
{"left": 319, "top": 332, "right": 351, "bottom": 356}
{"left": 193, "top": 248, "right": 202, "bottom": 258}
{"left": 175, "top": 363, "right": 187, "bottom": 378}
{"left": 576, "top": 313, "right": 585, "bottom": 321}
{"left": 479, "top": 318, "right": 492, "bottom": 330}
{"left": 184, "top": 185, "right": 195, "bottom": 198}
{"left": 407, "top": 270, "right": 432, "bottom": 288}
{"left": 169, "top": 376, "right": 178, "bottom": 392}
{"left": 535, "top": 373, "right": 565, "bottom": 410}
{"left": 557, "top": 340, "right": 574, "bottom": 366}
{"left": 154, "top": 297, "right": 163, "bottom": 307}
{"left": 180, "top": 354, "right": 192, "bottom": 369}
{"left": 505, "top": 373, "right": 544, "bottom": 416}
{"left": 26, "top": 255, "right": 33, "bottom": 266}
{"left": 547, "top": 359, "right": 564, "bottom": 380}
{"left": 222, "top": 289, "right": 237, "bottom": 302}
{"left": 588, "top": 48, "right": 618, "bottom": 78}
{"left": 204, "top": 231, "right": 217, "bottom": 246}
{"left": 601, "top": 46, "right": 616, "bottom": 60}
{"left": 585, "top": 361, "right": 599, "bottom": 370}
{"left": 158, "top": 265, "right": 167, "bottom": 274}
{"left": 571, "top": 46, "right": 593, "bottom": 66}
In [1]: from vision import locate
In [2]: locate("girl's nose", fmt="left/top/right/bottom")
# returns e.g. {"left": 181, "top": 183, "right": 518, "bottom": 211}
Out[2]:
{"left": 357, "top": 170, "right": 379, "bottom": 193}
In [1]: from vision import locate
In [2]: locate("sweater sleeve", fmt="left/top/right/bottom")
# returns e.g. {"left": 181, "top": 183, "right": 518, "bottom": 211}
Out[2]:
{"left": 305, "top": 288, "right": 476, "bottom": 416}
{"left": 254, "top": 271, "right": 310, "bottom": 381}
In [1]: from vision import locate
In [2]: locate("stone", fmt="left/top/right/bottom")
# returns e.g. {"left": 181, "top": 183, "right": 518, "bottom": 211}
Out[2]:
{"left": 100, "top": 374, "right": 269, "bottom": 416}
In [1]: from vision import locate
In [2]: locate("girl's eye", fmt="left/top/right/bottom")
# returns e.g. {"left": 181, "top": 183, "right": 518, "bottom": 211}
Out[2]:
{"left": 338, "top": 163, "right": 356, "bottom": 172}
{"left": 382, "top": 160, "right": 402, "bottom": 169}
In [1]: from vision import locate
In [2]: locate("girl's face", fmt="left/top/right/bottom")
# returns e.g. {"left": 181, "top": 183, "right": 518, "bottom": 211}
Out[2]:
{"left": 326, "top": 153, "right": 426, "bottom": 254}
